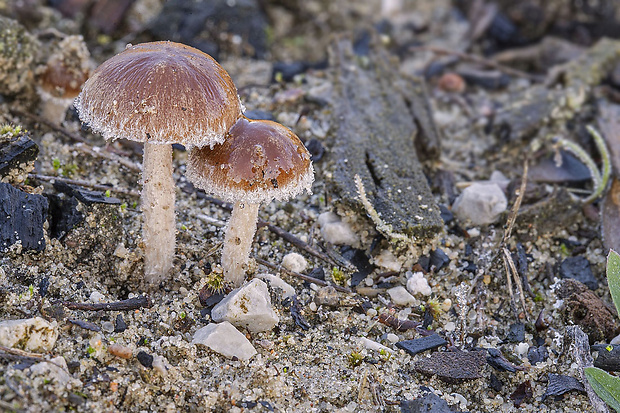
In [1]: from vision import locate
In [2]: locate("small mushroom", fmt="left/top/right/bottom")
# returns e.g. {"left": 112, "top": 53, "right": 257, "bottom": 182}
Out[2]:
{"left": 75, "top": 41, "right": 242, "bottom": 286}
{"left": 37, "top": 35, "right": 90, "bottom": 125}
{"left": 186, "top": 116, "right": 314, "bottom": 287}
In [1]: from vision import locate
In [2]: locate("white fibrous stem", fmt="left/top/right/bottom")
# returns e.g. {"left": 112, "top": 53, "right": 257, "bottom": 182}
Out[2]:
{"left": 41, "top": 97, "right": 71, "bottom": 125}
{"left": 221, "top": 202, "right": 260, "bottom": 287}
{"left": 141, "top": 142, "right": 175, "bottom": 286}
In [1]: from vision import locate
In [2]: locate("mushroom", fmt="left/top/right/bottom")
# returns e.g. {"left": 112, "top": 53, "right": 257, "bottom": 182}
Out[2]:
{"left": 186, "top": 116, "right": 314, "bottom": 287}
{"left": 74, "top": 41, "right": 242, "bottom": 286}
{"left": 37, "top": 35, "right": 90, "bottom": 125}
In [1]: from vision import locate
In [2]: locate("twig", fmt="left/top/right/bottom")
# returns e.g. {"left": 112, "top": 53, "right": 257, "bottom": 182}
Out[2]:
{"left": 200, "top": 193, "right": 340, "bottom": 267}
{"left": 410, "top": 45, "right": 544, "bottom": 82}
{"left": 0, "top": 345, "right": 44, "bottom": 359}
{"left": 499, "top": 159, "right": 530, "bottom": 319}
{"left": 74, "top": 142, "right": 141, "bottom": 172}
{"left": 29, "top": 174, "right": 140, "bottom": 197}
{"left": 254, "top": 257, "right": 352, "bottom": 293}
{"left": 61, "top": 295, "right": 152, "bottom": 311}
{"left": 256, "top": 220, "right": 340, "bottom": 267}
{"left": 10, "top": 108, "right": 141, "bottom": 172}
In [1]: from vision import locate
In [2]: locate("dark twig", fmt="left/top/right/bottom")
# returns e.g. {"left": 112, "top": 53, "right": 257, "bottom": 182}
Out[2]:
{"left": 256, "top": 220, "right": 340, "bottom": 267}
{"left": 67, "top": 318, "right": 101, "bottom": 332}
{"left": 410, "top": 45, "right": 544, "bottom": 82}
{"left": 29, "top": 174, "right": 140, "bottom": 197}
{"left": 254, "top": 257, "right": 352, "bottom": 293}
{"left": 200, "top": 193, "right": 340, "bottom": 267}
{"left": 61, "top": 295, "right": 152, "bottom": 311}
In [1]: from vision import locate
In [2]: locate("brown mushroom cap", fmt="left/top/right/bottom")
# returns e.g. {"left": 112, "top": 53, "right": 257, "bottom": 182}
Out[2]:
{"left": 187, "top": 116, "right": 314, "bottom": 204}
{"left": 39, "top": 35, "right": 90, "bottom": 99}
{"left": 74, "top": 41, "right": 242, "bottom": 147}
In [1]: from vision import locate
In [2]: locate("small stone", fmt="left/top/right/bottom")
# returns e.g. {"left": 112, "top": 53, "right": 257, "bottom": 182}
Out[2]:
{"left": 452, "top": 183, "right": 507, "bottom": 225}
{"left": 415, "top": 350, "right": 486, "bottom": 383}
{"left": 282, "top": 252, "right": 308, "bottom": 273}
{"left": 211, "top": 279, "right": 279, "bottom": 333}
{"left": 30, "top": 356, "right": 79, "bottom": 388}
{"left": 541, "top": 374, "right": 585, "bottom": 401}
{"left": 318, "top": 212, "right": 359, "bottom": 246}
{"left": 559, "top": 256, "right": 598, "bottom": 290}
{"left": 429, "top": 248, "right": 450, "bottom": 271}
{"left": 101, "top": 321, "right": 114, "bottom": 333}
{"left": 90, "top": 291, "right": 105, "bottom": 303}
{"left": 114, "top": 314, "right": 127, "bottom": 333}
{"left": 514, "top": 342, "right": 528, "bottom": 357}
{"left": 396, "top": 333, "right": 447, "bottom": 356}
{"left": 444, "top": 321, "right": 456, "bottom": 332}
{"left": 136, "top": 351, "right": 153, "bottom": 368}
{"left": 192, "top": 321, "right": 257, "bottom": 361}
{"left": 387, "top": 286, "right": 416, "bottom": 307}
{"left": 0, "top": 317, "right": 58, "bottom": 352}
{"left": 400, "top": 392, "right": 455, "bottom": 413}
{"left": 0, "top": 182, "right": 49, "bottom": 252}
{"left": 108, "top": 343, "right": 132, "bottom": 359}
{"left": 505, "top": 323, "right": 525, "bottom": 343}
{"left": 308, "top": 302, "right": 317, "bottom": 312}
{"left": 366, "top": 308, "right": 377, "bottom": 317}
{"left": 386, "top": 333, "right": 399, "bottom": 344}
{"left": 527, "top": 346, "right": 548, "bottom": 365}
{"left": 406, "top": 272, "right": 432, "bottom": 296}
{"left": 314, "top": 286, "right": 340, "bottom": 307}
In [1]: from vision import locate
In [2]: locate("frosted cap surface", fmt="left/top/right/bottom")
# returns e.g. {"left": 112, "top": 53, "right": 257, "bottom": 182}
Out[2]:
{"left": 74, "top": 41, "right": 242, "bottom": 146}
{"left": 187, "top": 117, "right": 314, "bottom": 204}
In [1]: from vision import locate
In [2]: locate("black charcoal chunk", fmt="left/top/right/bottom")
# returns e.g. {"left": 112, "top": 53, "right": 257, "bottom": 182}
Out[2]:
{"left": 0, "top": 182, "right": 48, "bottom": 252}
{"left": 396, "top": 334, "right": 447, "bottom": 356}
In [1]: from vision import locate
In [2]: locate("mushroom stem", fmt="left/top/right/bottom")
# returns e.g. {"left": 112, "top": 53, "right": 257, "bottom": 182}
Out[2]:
{"left": 142, "top": 142, "right": 175, "bottom": 285}
{"left": 221, "top": 201, "right": 260, "bottom": 287}
{"left": 40, "top": 97, "right": 70, "bottom": 125}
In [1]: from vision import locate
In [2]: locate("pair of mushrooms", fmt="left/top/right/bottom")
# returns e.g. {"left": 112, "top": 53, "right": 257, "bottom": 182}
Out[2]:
{"left": 75, "top": 41, "right": 314, "bottom": 288}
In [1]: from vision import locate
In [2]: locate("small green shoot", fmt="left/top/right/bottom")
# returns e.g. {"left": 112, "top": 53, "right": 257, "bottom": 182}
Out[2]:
{"left": 331, "top": 267, "right": 347, "bottom": 286}
{"left": 585, "top": 250, "right": 620, "bottom": 411}
{"left": 104, "top": 189, "right": 111, "bottom": 197}
{"left": 348, "top": 351, "right": 363, "bottom": 367}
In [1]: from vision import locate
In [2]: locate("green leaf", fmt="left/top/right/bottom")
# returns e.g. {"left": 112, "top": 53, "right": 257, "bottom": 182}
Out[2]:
{"left": 607, "top": 249, "right": 620, "bottom": 317}
{"left": 585, "top": 367, "right": 620, "bottom": 412}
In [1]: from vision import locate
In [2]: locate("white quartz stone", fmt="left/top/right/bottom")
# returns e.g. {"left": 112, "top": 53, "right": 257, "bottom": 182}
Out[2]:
{"left": 211, "top": 279, "right": 279, "bottom": 332}
{"left": 192, "top": 321, "right": 257, "bottom": 361}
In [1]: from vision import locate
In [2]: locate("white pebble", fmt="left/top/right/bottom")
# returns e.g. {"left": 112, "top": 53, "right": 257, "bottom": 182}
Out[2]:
{"left": 387, "top": 286, "right": 416, "bottom": 307}
{"left": 406, "top": 271, "right": 432, "bottom": 296}
{"left": 89, "top": 291, "right": 105, "bottom": 303}
{"left": 366, "top": 308, "right": 378, "bottom": 317}
{"left": 386, "top": 333, "right": 399, "bottom": 343}
{"left": 317, "top": 212, "right": 359, "bottom": 246}
{"left": 281, "top": 252, "right": 308, "bottom": 273}
{"left": 444, "top": 321, "right": 456, "bottom": 332}
{"left": 452, "top": 183, "right": 507, "bottom": 225}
